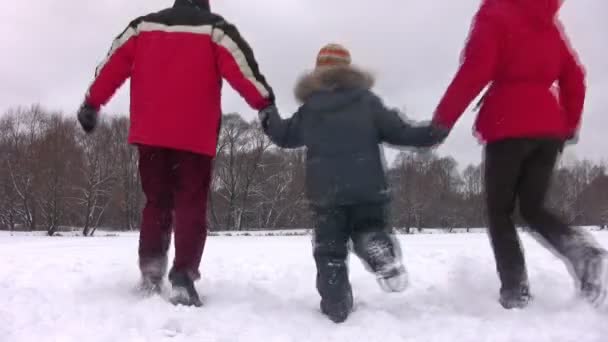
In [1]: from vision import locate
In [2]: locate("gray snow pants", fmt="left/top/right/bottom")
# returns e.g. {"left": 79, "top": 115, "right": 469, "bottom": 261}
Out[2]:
{"left": 312, "top": 203, "right": 402, "bottom": 316}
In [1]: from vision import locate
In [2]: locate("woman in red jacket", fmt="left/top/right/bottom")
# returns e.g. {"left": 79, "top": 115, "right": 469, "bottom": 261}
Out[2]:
{"left": 433, "top": 0, "right": 608, "bottom": 309}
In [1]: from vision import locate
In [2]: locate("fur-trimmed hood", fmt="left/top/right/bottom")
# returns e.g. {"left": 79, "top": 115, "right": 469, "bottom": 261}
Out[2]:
{"left": 294, "top": 66, "right": 375, "bottom": 104}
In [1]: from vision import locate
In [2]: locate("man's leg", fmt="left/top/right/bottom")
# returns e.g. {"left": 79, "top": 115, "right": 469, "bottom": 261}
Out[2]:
{"left": 138, "top": 145, "right": 174, "bottom": 293}
{"left": 168, "top": 150, "right": 213, "bottom": 306}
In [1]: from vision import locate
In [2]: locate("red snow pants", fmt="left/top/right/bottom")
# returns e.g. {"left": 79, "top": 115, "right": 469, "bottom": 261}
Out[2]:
{"left": 137, "top": 145, "right": 212, "bottom": 281}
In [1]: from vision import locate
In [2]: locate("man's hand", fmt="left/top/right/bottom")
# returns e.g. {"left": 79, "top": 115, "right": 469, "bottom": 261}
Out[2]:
{"left": 258, "top": 105, "right": 278, "bottom": 130}
{"left": 77, "top": 102, "right": 98, "bottom": 133}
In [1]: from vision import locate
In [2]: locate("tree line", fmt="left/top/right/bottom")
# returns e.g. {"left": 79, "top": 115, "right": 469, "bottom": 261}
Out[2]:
{"left": 1, "top": 105, "right": 607, "bottom": 235}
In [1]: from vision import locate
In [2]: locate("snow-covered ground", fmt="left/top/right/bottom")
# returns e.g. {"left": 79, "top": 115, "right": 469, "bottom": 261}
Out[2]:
{"left": 1, "top": 231, "right": 607, "bottom": 342}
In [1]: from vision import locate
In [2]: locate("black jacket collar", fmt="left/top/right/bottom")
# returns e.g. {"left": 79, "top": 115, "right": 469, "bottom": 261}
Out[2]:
{"left": 173, "top": 0, "right": 209, "bottom": 11}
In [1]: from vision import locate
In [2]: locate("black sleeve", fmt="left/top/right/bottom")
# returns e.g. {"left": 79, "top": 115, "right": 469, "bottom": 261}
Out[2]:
{"left": 262, "top": 106, "right": 305, "bottom": 149}
{"left": 370, "top": 93, "right": 442, "bottom": 148}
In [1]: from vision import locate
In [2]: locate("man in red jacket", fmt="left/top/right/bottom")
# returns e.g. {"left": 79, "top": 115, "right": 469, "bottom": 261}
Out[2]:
{"left": 433, "top": 0, "right": 607, "bottom": 309}
{"left": 77, "top": 0, "right": 274, "bottom": 307}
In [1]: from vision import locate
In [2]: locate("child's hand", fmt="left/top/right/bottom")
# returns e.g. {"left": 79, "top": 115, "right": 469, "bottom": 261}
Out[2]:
{"left": 258, "top": 105, "right": 278, "bottom": 129}
{"left": 429, "top": 123, "right": 450, "bottom": 145}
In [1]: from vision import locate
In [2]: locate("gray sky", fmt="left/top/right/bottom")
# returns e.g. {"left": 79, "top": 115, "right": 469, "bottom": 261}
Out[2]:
{"left": 1, "top": 0, "right": 606, "bottom": 167}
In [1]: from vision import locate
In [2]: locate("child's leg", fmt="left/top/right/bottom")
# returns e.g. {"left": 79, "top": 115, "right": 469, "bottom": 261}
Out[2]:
{"left": 312, "top": 206, "right": 353, "bottom": 323}
{"left": 350, "top": 204, "right": 408, "bottom": 292}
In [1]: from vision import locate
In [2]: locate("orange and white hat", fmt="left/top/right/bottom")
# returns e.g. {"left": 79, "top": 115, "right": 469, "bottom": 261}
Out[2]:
{"left": 316, "top": 43, "right": 351, "bottom": 68}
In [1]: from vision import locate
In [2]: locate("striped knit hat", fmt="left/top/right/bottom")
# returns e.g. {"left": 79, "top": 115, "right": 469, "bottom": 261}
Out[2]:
{"left": 316, "top": 44, "right": 351, "bottom": 68}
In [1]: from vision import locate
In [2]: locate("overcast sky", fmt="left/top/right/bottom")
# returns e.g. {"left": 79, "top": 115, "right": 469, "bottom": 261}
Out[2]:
{"left": 1, "top": 0, "right": 606, "bottom": 167}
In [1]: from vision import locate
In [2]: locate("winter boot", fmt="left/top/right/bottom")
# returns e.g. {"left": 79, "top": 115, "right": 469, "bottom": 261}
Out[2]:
{"left": 136, "top": 275, "right": 163, "bottom": 297}
{"left": 137, "top": 255, "right": 167, "bottom": 297}
{"left": 499, "top": 284, "right": 532, "bottom": 309}
{"left": 353, "top": 231, "right": 408, "bottom": 293}
{"left": 168, "top": 270, "right": 203, "bottom": 307}
{"left": 572, "top": 248, "right": 608, "bottom": 307}
{"left": 320, "top": 291, "right": 354, "bottom": 323}
{"left": 316, "top": 260, "right": 354, "bottom": 323}
{"left": 377, "top": 264, "right": 409, "bottom": 293}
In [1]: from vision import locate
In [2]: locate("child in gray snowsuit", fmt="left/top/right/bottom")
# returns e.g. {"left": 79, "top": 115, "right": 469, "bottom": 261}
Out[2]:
{"left": 258, "top": 44, "right": 447, "bottom": 323}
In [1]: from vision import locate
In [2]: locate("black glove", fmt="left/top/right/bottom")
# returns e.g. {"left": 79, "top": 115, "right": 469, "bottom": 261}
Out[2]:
{"left": 77, "top": 102, "right": 98, "bottom": 133}
{"left": 258, "top": 105, "right": 277, "bottom": 130}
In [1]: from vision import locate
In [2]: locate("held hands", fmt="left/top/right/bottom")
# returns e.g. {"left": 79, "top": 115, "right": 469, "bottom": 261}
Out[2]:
{"left": 258, "top": 105, "right": 278, "bottom": 130}
{"left": 428, "top": 122, "right": 450, "bottom": 146}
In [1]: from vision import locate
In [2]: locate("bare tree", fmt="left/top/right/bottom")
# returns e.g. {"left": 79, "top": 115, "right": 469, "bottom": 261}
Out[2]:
{"left": 4, "top": 106, "right": 46, "bottom": 231}
{"left": 213, "top": 114, "right": 272, "bottom": 230}
{"left": 251, "top": 149, "right": 309, "bottom": 229}
{"left": 574, "top": 165, "right": 608, "bottom": 228}
{"left": 389, "top": 152, "right": 428, "bottom": 233}
{"left": 1, "top": 106, "right": 607, "bottom": 233}
{"left": 108, "top": 117, "right": 143, "bottom": 231}
{"left": 462, "top": 164, "right": 485, "bottom": 231}
{"left": 33, "top": 114, "right": 82, "bottom": 235}
{"left": 0, "top": 116, "right": 19, "bottom": 231}
{"left": 74, "top": 120, "right": 117, "bottom": 236}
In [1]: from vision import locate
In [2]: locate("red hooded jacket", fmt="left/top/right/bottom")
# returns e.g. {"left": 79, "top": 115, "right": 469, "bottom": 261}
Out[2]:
{"left": 433, "top": 0, "right": 585, "bottom": 143}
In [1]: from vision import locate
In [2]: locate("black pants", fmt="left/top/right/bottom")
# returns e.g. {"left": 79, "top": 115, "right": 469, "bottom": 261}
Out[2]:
{"left": 312, "top": 203, "right": 401, "bottom": 309}
{"left": 485, "top": 138, "right": 583, "bottom": 291}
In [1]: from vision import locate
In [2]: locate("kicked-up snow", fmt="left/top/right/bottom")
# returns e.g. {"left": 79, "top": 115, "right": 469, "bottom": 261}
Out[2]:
{"left": 1, "top": 231, "right": 607, "bottom": 342}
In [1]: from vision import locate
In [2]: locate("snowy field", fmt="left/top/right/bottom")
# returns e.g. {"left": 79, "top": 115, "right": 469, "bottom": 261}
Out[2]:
{"left": 1, "top": 231, "right": 607, "bottom": 342}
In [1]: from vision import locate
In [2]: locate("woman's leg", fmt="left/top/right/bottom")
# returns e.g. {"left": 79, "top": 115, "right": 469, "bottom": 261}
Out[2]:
{"left": 485, "top": 139, "right": 532, "bottom": 308}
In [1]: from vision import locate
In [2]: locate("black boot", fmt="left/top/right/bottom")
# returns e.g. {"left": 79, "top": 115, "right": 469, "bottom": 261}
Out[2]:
{"left": 136, "top": 275, "right": 163, "bottom": 297}
{"left": 312, "top": 205, "right": 355, "bottom": 322}
{"left": 352, "top": 231, "right": 408, "bottom": 293}
{"left": 137, "top": 255, "right": 167, "bottom": 297}
{"left": 499, "top": 284, "right": 532, "bottom": 309}
{"left": 169, "top": 270, "right": 203, "bottom": 307}
{"left": 320, "top": 291, "right": 353, "bottom": 324}
{"left": 315, "top": 258, "right": 354, "bottom": 323}
{"left": 377, "top": 264, "right": 408, "bottom": 293}
{"left": 571, "top": 248, "right": 608, "bottom": 307}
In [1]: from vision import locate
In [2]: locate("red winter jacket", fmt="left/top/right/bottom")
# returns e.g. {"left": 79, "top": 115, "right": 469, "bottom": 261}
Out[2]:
{"left": 433, "top": 0, "right": 585, "bottom": 143}
{"left": 85, "top": 1, "right": 274, "bottom": 156}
